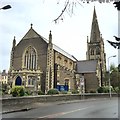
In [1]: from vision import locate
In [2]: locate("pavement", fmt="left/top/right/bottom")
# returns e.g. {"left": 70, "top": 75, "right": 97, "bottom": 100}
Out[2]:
{"left": 1, "top": 98, "right": 99, "bottom": 114}
{"left": 2, "top": 102, "right": 49, "bottom": 114}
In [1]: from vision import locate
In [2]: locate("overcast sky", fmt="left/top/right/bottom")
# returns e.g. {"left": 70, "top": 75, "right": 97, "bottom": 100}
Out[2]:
{"left": 0, "top": 0, "right": 119, "bottom": 71}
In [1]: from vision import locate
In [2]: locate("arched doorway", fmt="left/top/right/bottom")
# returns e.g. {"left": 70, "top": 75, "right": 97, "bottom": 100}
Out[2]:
{"left": 15, "top": 76, "right": 22, "bottom": 86}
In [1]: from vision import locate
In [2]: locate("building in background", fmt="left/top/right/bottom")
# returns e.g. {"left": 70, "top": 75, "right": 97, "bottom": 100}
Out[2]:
{"left": 86, "top": 7, "right": 106, "bottom": 86}
{"left": 76, "top": 60, "right": 100, "bottom": 93}
{"left": 0, "top": 70, "right": 8, "bottom": 84}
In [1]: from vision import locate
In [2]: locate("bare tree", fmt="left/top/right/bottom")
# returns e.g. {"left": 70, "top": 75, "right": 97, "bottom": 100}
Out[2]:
{"left": 53, "top": 0, "right": 84, "bottom": 23}
{"left": 51, "top": 0, "right": 120, "bottom": 23}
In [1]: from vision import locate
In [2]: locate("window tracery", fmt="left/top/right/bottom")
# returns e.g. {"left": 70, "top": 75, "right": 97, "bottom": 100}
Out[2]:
{"left": 23, "top": 46, "right": 37, "bottom": 70}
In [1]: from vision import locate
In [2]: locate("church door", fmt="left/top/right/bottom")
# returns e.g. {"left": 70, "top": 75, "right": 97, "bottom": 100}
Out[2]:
{"left": 15, "top": 76, "right": 22, "bottom": 86}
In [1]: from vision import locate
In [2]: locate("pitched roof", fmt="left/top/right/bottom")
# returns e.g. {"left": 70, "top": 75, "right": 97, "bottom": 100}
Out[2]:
{"left": 76, "top": 60, "right": 98, "bottom": 73}
{"left": 40, "top": 36, "right": 76, "bottom": 61}
{"left": 22, "top": 25, "right": 40, "bottom": 39}
{"left": 21, "top": 25, "right": 77, "bottom": 61}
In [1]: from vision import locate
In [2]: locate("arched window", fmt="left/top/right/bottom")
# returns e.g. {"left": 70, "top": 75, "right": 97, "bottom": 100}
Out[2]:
{"left": 23, "top": 46, "right": 37, "bottom": 70}
{"left": 96, "top": 47, "right": 100, "bottom": 55}
{"left": 90, "top": 48, "right": 94, "bottom": 55}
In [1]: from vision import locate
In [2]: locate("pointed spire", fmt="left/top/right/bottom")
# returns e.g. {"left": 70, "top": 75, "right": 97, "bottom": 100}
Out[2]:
{"left": 12, "top": 36, "right": 16, "bottom": 49}
{"left": 49, "top": 30, "right": 52, "bottom": 43}
{"left": 90, "top": 6, "right": 101, "bottom": 43}
{"left": 93, "top": 6, "right": 97, "bottom": 22}
{"left": 87, "top": 36, "right": 89, "bottom": 43}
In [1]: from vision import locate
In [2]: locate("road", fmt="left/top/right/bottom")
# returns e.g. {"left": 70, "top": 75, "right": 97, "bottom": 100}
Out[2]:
{"left": 2, "top": 97, "right": 118, "bottom": 119}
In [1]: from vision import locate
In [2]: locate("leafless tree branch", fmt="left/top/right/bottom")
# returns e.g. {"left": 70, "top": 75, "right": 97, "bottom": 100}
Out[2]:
{"left": 53, "top": 0, "right": 70, "bottom": 23}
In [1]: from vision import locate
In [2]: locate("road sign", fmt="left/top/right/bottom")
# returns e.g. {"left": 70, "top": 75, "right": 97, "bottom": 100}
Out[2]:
{"left": 80, "top": 76, "right": 84, "bottom": 86}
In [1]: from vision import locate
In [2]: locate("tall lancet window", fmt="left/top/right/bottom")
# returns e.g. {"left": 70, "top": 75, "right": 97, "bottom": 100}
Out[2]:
{"left": 96, "top": 47, "right": 100, "bottom": 55}
{"left": 90, "top": 48, "right": 94, "bottom": 55}
{"left": 23, "top": 46, "right": 37, "bottom": 70}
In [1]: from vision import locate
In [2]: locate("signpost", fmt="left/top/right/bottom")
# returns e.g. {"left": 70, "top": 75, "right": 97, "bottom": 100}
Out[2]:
{"left": 80, "top": 75, "right": 85, "bottom": 99}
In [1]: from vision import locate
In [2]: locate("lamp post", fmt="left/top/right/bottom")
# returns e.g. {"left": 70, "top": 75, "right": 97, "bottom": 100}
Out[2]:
{"left": 108, "top": 55, "right": 116, "bottom": 99}
{"left": 0, "top": 5, "right": 11, "bottom": 10}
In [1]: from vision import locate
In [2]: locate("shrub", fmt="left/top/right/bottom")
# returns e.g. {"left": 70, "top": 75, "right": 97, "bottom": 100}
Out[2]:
{"left": 60, "top": 90, "right": 68, "bottom": 94}
{"left": 103, "top": 86, "right": 109, "bottom": 93}
{"left": 2, "top": 83, "right": 7, "bottom": 94}
{"left": 113, "top": 87, "right": 120, "bottom": 93}
{"left": 97, "top": 87, "right": 103, "bottom": 93}
{"left": 47, "top": 89, "right": 59, "bottom": 95}
{"left": 97, "top": 86, "right": 110, "bottom": 93}
{"left": 11, "top": 86, "right": 25, "bottom": 97}
{"left": 24, "top": 90, "right": 31, "bottom": 96}
{"left": 38, "top": 90, "right": 45, "bottom": 95}
{"left": 71, "top": 89, "right": 79, "bottom": 94}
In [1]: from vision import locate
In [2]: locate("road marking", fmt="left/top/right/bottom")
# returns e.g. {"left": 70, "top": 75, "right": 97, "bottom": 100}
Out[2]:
{"left": 39, "top": 106, "right": 92, "bottom": 118}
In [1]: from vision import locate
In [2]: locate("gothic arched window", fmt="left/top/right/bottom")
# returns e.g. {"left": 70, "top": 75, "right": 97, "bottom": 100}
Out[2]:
{"left": 96, "top": 47, "right": 100, "bottom": 55}
{"left": 23, "top": 46, "right": 37, "bottom": 70}
{"left": 90, "top": 48, "right": 94, "bottom": 55}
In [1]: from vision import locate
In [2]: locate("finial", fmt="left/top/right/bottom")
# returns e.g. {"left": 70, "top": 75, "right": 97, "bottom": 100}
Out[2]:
{"left": 50, "top": 30, "right": 52, "bottom": 35}
{"left": 31, "top": 23, "right": 33, "bottom": 28}
{"left": 13, "top": 36, "right": 16, "bottom": 48}
{"left": 87, "top": 36, "right": 89, "bottom": 43}
{"left": 49, "top": 30, "right": 52, "bottom": 43}
{"left": 13, "top": 36, "right": 16, "bottom": 42}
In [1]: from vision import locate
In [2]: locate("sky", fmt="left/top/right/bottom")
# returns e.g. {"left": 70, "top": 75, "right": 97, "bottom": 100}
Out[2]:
{"left": 0, "top": 0, "right": 119, "bottom": 72}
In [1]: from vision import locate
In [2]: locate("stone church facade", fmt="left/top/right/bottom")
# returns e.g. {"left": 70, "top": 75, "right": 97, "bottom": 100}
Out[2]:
{"left": 8, "top": 7, "right": 106, "bottom": 93}
{"left": 8, "top": 25, "right": 76, "bottom": 93}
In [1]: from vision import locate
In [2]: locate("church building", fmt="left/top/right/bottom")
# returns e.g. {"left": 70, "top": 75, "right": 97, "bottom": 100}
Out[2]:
{"left": 8, "top": 7, "right": 106, "bottom": 93}
{"left": 8, "top": 25, "right": 77, "bottom": 93}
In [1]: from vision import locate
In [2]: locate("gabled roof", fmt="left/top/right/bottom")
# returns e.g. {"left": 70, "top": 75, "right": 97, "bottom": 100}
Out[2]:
{"left": 21, "top": 25, "right": 77, "bottom": 61}
{"left": 76, "top": 60, "right": 98, "bottom": 73}
{"left": 22, "top": 24, "right": 41, "bottom": 39}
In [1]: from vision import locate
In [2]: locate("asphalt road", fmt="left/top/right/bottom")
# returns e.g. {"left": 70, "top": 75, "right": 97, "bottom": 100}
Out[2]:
{"left": 2, "top": 97, "right": 118, "bottom": 119}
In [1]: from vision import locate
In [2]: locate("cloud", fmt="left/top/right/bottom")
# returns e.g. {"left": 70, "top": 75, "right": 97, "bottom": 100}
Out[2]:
{"left": 0, "top": 0, "right": 118, "bottom": 71}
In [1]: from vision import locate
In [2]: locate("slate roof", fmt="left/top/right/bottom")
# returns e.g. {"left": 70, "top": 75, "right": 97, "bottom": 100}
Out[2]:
{"left": 76, "top": 60, "right": 98, "bottom": 73}
{"left": 42, "top": 37, "right": 76, "bottom": 61}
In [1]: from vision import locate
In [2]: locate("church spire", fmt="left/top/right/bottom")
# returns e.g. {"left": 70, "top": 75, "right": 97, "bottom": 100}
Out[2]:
{"left": 12, "top": 36, "right": 16, "bottom": 50}
{"left": 90, "top": 6, "right": 101, "bottom": 43}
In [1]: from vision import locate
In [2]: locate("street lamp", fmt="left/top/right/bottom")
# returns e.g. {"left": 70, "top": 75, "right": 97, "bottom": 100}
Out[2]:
{"left": 108, "top": 55, "right": 116, "bottom": 99}
{"left": 0, "top": 5, "right": 11, "bottom": 10}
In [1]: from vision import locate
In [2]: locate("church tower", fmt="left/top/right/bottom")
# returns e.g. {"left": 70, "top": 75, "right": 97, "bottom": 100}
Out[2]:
{"left": 86, "top": 7, "right": 106, "bottom": 86}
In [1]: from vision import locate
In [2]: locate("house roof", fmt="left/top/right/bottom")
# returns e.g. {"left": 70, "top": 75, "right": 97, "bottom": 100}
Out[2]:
{"left": 76, "top": 60, "right": 98, "bottom": 73}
